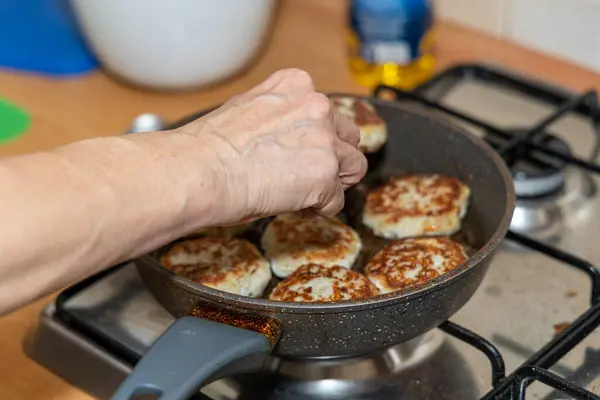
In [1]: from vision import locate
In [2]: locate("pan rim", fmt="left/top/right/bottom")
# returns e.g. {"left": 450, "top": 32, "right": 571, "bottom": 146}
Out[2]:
{"left": 139, "top": 95, "right": 516, "bottom": 314}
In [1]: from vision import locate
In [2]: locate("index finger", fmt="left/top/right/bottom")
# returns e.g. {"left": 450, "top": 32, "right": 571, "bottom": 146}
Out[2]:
{"left": 333, "top": 110, "right": 361, "bottom": 148}
{"left": 335, "top": 140, "right": 368, "bottom": 190}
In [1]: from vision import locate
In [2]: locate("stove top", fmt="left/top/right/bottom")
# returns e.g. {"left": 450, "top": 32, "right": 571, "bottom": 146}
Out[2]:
{"left": 23, "top": 64, "right": 600, "bottom": 400}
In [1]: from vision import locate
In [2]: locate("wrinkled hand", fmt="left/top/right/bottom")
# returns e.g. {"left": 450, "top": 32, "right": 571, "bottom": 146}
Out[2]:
{"left": 177, "top": 68, "right": 367, "bottom": 225}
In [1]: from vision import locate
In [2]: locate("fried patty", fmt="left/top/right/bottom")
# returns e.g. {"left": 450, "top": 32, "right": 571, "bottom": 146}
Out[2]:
{"left": 269, "top": 263, "right": 379, "bottom": 302}
{"left": 261, "top": 213, "right": 362, "bottom": 278}
{"left": 364, "top": 237, "right": 467, "bottom": 293}
{"left": 362, "top": 174, "right": 470, "bottom": 239}
{"left": 186, "top": 224, "right": 249, "bottom": 239}
{"left": 160, "top": 237, "right": 271, "bottom": 297}
{"left": 331, "top": 96, "right": 388, "bottom": 153}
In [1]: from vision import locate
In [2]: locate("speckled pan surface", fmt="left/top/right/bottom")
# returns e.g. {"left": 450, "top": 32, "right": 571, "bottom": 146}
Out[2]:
{"left": 135, "top": 96, "right": 515, "bottom": 357}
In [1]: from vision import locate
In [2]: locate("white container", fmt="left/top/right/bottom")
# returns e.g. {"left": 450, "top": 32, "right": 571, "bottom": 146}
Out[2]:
{"left": 70, "top": 0, "right": 276, "bottom": 90}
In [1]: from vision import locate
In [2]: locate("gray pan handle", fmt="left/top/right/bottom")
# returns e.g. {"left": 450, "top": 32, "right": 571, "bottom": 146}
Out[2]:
{"left": 110, "top": 316, "right": 273, "bottom": 400}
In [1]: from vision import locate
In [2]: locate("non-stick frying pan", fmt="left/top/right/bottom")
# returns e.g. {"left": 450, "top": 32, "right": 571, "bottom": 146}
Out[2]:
{"left": 111, "top": 96, "right": 515, "bottom": 400}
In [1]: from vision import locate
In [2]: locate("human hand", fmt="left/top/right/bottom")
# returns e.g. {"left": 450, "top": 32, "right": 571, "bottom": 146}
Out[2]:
{"left": 176, "top": 68, "right": 368, "bottom": 226}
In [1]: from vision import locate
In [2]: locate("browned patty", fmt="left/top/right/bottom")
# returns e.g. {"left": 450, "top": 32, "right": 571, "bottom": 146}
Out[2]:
{"left": 261, "top": 213, "right": 362, "bottom": 278}
{"left": 363, "top": 174, "right": 470, "bottom": 239}
{"left": 331, "top": 97, "right": 383, "bottom": 124}
{"left": 269, "top": 263, "right": 379, "bottom": 303}
{"left": 330, "top": 96, "right": 387, "bottom": 153}
{"left": 160, "top": 237, "right": 271, "bottom": 297}
{"left": 364, "top": 237, "right": 467, "bottom": 293}
{"left": 186, "top": 224, "right": 249, "bottom": 239}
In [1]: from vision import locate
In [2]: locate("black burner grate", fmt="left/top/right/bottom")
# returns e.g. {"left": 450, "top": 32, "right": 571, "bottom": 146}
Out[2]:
{"left": 373, "top": 65, "right": 600, "bottom": 400}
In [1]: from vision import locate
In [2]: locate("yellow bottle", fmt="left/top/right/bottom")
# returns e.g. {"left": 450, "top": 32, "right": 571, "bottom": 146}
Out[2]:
{"left": 347, "top": 0, "right": 436, "bottom": 90}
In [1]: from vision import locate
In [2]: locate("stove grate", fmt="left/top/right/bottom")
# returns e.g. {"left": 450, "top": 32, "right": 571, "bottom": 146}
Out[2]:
{"left": 373, "top": 64, "right": 600, "bottom": 400}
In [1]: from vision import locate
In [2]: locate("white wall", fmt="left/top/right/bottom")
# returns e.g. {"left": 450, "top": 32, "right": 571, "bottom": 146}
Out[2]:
{"left": 434, "top": 0, "right": 600, "bottom": 71}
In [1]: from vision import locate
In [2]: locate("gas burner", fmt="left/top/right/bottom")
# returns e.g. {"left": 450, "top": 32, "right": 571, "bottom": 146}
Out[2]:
{"left": 483, "top": 129, "right": 596, "bottom": 240}
{"left": 263, "top": 330, "right": 444, "bottom": 380}
{"left": 508, "top": 200, "right": 563, "bottom": 244}
{"left": 508, "top": 166, "right": 596, "bottom": 240}
{"left": 486, "top": 129, "right": 571, "bottom": 199}
{"left": 229, "top": 330, "right": 481, "bottom": 400}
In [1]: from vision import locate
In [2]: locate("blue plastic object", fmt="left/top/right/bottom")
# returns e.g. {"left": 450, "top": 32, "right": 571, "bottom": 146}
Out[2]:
{"left": 0, "top": 0, "right": 98, "bottom": 76}
{"left": 350, "top": 0, "right": 433, "bottom": 64}
{"left": 110, "top": 317, "right": 272, "bottom": 400}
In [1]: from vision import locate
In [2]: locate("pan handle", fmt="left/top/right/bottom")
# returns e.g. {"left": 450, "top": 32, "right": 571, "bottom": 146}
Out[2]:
{"left": 109, "top": 316, "right": 273, "bottom": 400}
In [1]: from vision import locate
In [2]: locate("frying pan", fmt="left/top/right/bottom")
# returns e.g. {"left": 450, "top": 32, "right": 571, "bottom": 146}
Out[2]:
{"left": 111, "top": 96, "right": 515, "bottom": 400}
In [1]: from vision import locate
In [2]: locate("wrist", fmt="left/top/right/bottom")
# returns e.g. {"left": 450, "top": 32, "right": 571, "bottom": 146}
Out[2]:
{"left": 124, "top": 129, "right": 223, "bottom": 236}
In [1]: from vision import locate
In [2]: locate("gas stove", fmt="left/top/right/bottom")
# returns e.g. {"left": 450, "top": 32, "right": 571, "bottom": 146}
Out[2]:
{"left": 24, "top": 64, "right": 600, "bottom": 399}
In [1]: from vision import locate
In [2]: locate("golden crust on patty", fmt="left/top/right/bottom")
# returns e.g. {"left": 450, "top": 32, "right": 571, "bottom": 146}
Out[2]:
{"left": 160, "top": 237, "right": 271, "bottom": 297}
{"left": 186, "top": 224, "right": 249, "bottom": 239}
{"left": 331, "top": 96, "right": 388, "bottom": 153}
{"left": 262, "top": 213, "right": 362, "bottom": 278}
{"left": 364, "top": 237, "right": 467, "bottom": 293}
{"left": 363, "top": 174, "right": 470, "bottom": 239}
{"left": 269, "top": 264, "right": 379, "bottom": 302}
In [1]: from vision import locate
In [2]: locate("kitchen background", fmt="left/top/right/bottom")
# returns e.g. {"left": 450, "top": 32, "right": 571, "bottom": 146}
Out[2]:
{"left": 435, "top": 0, "right": 600, "bottom": 72}
{"left": 4, "top": 1, "right": 600, "bottom": 399}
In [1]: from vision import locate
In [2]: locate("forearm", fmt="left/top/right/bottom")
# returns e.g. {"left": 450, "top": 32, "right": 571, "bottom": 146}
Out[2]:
{"left": 0, "top": 131, "right": 217, "bottom": 314}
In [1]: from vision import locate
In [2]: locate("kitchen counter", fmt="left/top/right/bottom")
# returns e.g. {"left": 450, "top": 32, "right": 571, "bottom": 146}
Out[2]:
{"left": 1, "top": 1, "right": 600, "bottom": 399}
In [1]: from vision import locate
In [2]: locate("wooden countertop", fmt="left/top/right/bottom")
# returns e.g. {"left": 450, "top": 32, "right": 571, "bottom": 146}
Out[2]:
{"left": 2, "top": 1, "right": 600, "bottom": 398}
